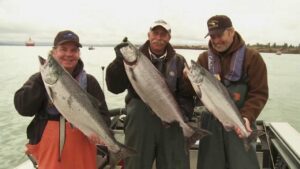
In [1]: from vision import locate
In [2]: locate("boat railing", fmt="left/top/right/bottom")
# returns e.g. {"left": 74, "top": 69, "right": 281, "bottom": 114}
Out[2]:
{"left": 14, "top": 108, "right": 300, "bottom": 169}
{"left": 267, "top": 122, "right": 300, "bottom": 169}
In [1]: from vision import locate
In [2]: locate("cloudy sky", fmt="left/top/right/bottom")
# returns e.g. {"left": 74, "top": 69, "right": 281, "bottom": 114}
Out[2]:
{"left": 0, "top": 0, "right": 299, "bottom": 46}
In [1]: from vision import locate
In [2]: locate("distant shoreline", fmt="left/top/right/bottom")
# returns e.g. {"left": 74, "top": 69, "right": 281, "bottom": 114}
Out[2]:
{"left": 1, "top": 43, "right": 299, "bottom": 54}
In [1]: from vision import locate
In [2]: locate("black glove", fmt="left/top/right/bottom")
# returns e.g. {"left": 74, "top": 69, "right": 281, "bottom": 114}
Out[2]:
{"left": 114, "top": 37, "right": 129, "bottom": 61}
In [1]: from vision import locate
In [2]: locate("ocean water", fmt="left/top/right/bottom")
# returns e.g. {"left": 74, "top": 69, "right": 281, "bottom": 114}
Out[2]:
{"left": 0, "top": 46, "right": 299, "bottom": 169}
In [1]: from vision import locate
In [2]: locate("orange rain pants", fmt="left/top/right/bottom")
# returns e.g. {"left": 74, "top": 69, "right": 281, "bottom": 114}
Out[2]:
{"left": 26, "top": 121, "right": 97, "bottom": 169}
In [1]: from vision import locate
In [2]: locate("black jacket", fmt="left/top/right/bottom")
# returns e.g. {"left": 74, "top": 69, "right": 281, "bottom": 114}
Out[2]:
{"left": 105, "top": 41, "right": 194, "bottom": 120}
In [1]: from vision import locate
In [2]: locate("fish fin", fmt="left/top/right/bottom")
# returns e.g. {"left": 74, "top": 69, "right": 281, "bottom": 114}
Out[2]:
{"left": 224, "top": 126, "right": 233, "bottom": 132}
{"left": 162, "top": 121, "right": 171, "bottom": 128}
{"left": 129, "top": 67, "right": 137, "bottom": 81}
{"left": 108, "top": 142, "right": 137, "bottom": 167}
{"left": 187, "top": 125, "right": 212, "bottom": 146}
{"left": 46, "top": 87, "right": 54, "bottom": 103}
{"left": 38, "top": 56, "right": 46, "bottom": 65}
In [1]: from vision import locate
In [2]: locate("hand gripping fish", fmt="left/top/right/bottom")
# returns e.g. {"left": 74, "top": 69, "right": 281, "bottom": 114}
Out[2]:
{"left": 39, "top": 55, "right": 136, "bottom": 168}
{"left": 118, "top": 38, "right": 210, "bottom": 145}
{"left": 185, "top": 60, "right": 259, "bottom": 151}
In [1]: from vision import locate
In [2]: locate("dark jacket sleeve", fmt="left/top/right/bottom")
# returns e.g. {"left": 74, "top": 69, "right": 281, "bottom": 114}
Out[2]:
{"left": 197, "top": 51, "right": 209, "bottom": 68}
{"left": 105, "top": 58, "right": 129, "bottom": 94}
{"left": 175, "top": 55, "right": 196, "bottom": 120}
{"left": 240, "top": 49, "right": 269, "bottom": 123}
{"left": 14, "top": 73, "right": 47, "bottom": 116}
{"left": 87, "top": 74, "right": 111, "bottom": 126}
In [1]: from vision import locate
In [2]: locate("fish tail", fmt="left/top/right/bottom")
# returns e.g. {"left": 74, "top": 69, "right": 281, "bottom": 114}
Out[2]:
{"left": 243, "top": 129, "right": 265, "bottom": 151}
{"left": 183, "top": 124, "right": 212, "bottom": 146}
{"left": 108, "top": 143, "right": 137, "bottom": 168}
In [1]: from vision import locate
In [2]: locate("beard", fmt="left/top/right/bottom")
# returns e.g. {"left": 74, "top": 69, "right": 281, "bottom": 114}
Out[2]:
{"left": 212, "top": 41, "right": 231, "bottom": 52}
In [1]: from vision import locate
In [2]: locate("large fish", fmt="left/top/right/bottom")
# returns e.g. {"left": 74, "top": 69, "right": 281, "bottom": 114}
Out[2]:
{"left": 119, "top": 39, "right": 209, "bottom": 142}
{"left": 186, "top": 60, "right": 256, "bottom": 150}
{"left": 39, "top": 55, "right": 136, "bottom": 167}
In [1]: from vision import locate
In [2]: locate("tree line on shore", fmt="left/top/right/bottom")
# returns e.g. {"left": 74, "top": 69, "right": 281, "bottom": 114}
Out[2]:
{"left": 173, "top": 43, "right": 300, "bottom": 54}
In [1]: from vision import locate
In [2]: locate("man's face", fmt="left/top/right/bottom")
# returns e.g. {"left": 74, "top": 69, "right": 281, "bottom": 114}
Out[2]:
{"left": 148, "top": 26, "right": 171, "bottom": 55}
{"left": 52, "top": 42, "right": 80, "bottom": 73}
{"left": 210, "top": 28, "right": 234, "bottom": 52}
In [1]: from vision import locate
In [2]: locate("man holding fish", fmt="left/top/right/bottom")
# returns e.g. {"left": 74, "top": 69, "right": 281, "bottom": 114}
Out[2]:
{"left": 105, "top": 20, "right": 200, "bottom": 169}
{"left": 14, "top": 30, "right": 112, "bottom": 169}
{"left": 185, "top": 15, "right": 269, "bottom": 169}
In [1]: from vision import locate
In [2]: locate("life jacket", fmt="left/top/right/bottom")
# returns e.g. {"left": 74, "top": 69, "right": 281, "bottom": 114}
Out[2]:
{"left": 208, "top": 45, "right": 248, "bottom": 108}
{"left": 150, "top": 50, "right": 178, "bottom": 93}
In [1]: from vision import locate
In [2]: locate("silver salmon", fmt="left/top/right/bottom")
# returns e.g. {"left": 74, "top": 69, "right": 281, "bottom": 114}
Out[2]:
{"left": 119, "top": 39, "right": 209, "bottom": 142}
{"left": 186, "top": 60, "right": 257, "bottom": 149}
{"left": 39, "top": 55, "right": 136, "bottom": 167}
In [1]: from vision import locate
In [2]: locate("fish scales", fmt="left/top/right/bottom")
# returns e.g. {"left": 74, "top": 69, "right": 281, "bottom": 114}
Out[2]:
{"left": 186, "top": 60, "right": 249, "bottom": 138}
{"left": 119, "top": 39, "right": 210, "bottom": 141}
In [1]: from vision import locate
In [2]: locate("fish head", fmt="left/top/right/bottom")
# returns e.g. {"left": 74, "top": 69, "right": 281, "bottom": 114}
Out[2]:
{"left": 120, "top": 41, "right": 138, "bottom": 64}
{"left": 39, "top": 55, "right": 61, "bottom": 85}
{"left": 188, "top": 60, "right": 205, "bottom": 84}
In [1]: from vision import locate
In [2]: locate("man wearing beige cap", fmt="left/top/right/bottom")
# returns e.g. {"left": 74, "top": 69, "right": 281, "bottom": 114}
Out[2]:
{"left": 195, "top": 15, "right": 269, "bottom": 169}
{"left": 106, "top": 20, "right": 194, "bottom": 169}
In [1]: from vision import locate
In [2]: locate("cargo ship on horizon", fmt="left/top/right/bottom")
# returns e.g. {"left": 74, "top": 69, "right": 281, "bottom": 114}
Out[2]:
{"left": 25, "top": 37, "right": 35, "bottom": 46}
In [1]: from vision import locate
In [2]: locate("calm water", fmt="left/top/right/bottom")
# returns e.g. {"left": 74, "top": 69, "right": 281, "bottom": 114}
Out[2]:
{"left": 0, "top": 46, "right": 299, "bottom": 169}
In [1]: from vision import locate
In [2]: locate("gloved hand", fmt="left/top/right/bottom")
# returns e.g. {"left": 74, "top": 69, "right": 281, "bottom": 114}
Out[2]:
{"left": 114, "top": 37, "right": 129, "bottom": 61}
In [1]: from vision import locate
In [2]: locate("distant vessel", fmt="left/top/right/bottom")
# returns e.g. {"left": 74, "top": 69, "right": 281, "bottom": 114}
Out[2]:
{"left": 276, "top": 50, "right": 282, "bottom": 55}
{"left": 88, "top": 45, "right": 95, "bottom": 50}
{"left": 25, "top": 37, "right": 35, "bottom": 46}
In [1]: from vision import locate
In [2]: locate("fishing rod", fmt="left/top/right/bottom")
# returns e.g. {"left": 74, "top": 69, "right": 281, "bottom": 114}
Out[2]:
{"left": 101, "top": 66, "right": 105, "bottom": 95}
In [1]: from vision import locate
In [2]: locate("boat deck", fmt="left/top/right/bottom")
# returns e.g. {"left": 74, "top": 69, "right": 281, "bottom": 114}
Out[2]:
{"left": 14, "top": 112, "right": 300, "bottom": 169}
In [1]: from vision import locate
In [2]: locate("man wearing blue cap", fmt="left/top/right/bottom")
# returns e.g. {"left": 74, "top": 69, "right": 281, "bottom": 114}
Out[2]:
{"left": 195, "top": 15, "right": 269, "bottom": 169}
{"left": 14, "top": 30, "right": 111, "bottom": 169}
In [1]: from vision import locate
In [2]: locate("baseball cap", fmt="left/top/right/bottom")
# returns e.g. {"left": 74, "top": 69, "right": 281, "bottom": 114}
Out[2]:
{"left": 205, "top": 15, "right": 232, "bottom": 38}
{"left": 150, "top": 19, "right": 171, "bottom": 34}
{"left": 53, "top": 30, "right": 82, "bottom": 47}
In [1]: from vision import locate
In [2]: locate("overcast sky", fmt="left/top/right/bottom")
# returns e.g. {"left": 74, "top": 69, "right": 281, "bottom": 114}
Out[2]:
{"left": 0, "top": 0, "right": 299, "bottom": 46}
